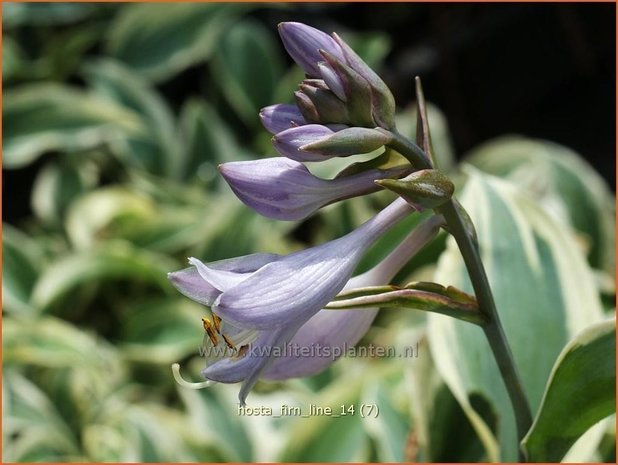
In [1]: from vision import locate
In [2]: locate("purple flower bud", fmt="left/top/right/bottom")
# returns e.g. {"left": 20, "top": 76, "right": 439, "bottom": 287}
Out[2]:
{"left": 278, "top": 22, "right": 346, "bottom": 77}
{"left": 272, "top": 124, "right": 336, "bottom": 161}
{"left": 168, "top": 197, "right": 414, "bottom": 404}
{"left": 219, "top": 157, "right": 407, "bottom": 221}
{"left": 259, "top": 104, "right": 307, "bottom": 134}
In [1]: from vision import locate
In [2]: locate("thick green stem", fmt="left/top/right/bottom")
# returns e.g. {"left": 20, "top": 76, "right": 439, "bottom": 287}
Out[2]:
{"left": 388, "top": 131, "right": 533, "bottom": 459}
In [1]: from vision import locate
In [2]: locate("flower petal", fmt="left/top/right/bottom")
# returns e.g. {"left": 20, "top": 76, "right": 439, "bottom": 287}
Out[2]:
{"left": 188, "top": 257, "right": 251, "bottom": 292}
{"left": 214, "top": 198, "right": 412, "bottom": 330}
{"left": 168, "top": 267, "right": 221, "bottom": 306}
{"left": 203, "top": 324, "right": 301, "bottom": 405}
{"left": 168, "top": 253, "right": 281, "bottom": 306}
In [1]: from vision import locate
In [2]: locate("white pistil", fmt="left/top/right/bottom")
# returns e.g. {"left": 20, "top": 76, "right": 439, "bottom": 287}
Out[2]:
{"left": 171, "top": 363, "right": 214, "bottom": 389}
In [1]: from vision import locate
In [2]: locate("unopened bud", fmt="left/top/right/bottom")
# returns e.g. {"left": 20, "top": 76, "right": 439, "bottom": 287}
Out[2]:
{"left": 300, "top": 127, "right": 392, "bottom": 157}
{"left": 332, "top": 33, "right": 396, "bottom": 129}
{"left": 320, "top": 50, "right": 375, "bottom": 128}
{"left": 376, "top": 169, "right": 454, "bottom": 209}
{"left": 298, "top": 83, "right": 350, "bottom": 124}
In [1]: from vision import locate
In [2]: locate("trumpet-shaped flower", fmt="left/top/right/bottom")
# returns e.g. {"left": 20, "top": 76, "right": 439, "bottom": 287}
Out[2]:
{"left": 168, "top": 198, "right": 413, "bottom": 404}
{"left": 262, "top": 214, "right": 444, "bottom": 379}
{"left": 218, "top": 157, "right": 408, "bottom": 221}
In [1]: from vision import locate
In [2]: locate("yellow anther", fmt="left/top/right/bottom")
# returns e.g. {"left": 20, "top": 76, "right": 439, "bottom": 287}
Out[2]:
{"left": 212, "top": 314, "right": 222, "bottom": 333}
{"left": 201, "top": 317, "right": 219, "bottom": 347}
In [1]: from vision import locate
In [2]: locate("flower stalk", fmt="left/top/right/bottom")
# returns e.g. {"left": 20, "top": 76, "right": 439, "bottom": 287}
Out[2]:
{"left": 387, "top": 129, "right": 533, "bottom": 460}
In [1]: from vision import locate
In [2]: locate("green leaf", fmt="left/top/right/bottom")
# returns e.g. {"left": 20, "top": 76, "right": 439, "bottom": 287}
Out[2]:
{"left": 65, "top": 186, "right": 156, "bottom": 250}
{"left": 32, "top": 159, "right": 98, "bottom": 226}
{"left": 3, "top": 316, "right": 120, "bottom": 371}
{"left": 428, "top": 169, "right": 605, "bottom": 460}
{"left": 119, "top": 298, "right": 204, "bottom": 364}
{"left": 3, "top": 370, "right": 81, "bottom": 461}
{"left": 2, "top": 224, "right": 43, "bottom": 316}
{"left": 3, "top": 36, "right": 24, "bottom": 81}
{"left": 406, "top": 337, "right": 488, "bottom": 461}
{"left": 178, "top": 98, "right": 244, "bottom": 180}
{"left": 176, "top": 385, "right": 254, "bottom": 462}
{"left": 3, "top": 83, "right": 145, "bottom": 169}
{"left": 328, "top": 282, "right": 482, "bottom": 325}
{"left": 212, "top": 19, "right": 284, "bottom": 126}
{"left": 106, "top": 3, "right": 250, "bottom": 82}
{"left": 362, "top": 376, "right": 410, "bottom": 461}
{"left": 465, "top": 136, "right": 616, "bottom": 276}
{"left": 3, "top": 2, "right": 99, "bottom": 27}
{"left": 82, "top": 59, "right": 180, "bottom": 177}
{"left": 522, "top": 318, "right": 616, "bottom": 461}
{"left": 278, "top": 374, "right": 370, "bottom": 462}
{"left": 31, "top": 242, "right": 176, "bottom": 311}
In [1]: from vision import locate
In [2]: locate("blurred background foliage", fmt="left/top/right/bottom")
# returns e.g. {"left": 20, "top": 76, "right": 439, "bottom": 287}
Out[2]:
{"left": 2, "top": 2, "right": 615, "bottom": 462}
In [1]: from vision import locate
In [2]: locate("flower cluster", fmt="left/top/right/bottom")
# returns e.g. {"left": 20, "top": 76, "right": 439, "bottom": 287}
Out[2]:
{"left": 169, "top": 22, "right": 442, "bottom": 405}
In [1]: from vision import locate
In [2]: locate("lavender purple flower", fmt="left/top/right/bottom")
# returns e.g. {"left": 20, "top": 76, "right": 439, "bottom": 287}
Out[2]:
{"left": 169, "top": 198, "right": 413, "bottom": 404}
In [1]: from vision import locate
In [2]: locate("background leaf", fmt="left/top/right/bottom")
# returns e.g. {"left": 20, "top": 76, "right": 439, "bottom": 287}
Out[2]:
{"left": 106, "top": 3, "right": 251, "bottom": 82}
{"left": 212, "top": 19, "right": 284, "bottom": 127}
{"left": 3, "top": 84, "right": 145, "bottom": 169}
{"left": 465, "top": 136, "right": 616, "bottom": 277}
{"left": 522, "top": 318, "right": 616, "bottom": 461}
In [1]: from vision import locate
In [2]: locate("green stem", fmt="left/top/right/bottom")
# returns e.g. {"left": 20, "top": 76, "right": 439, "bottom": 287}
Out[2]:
{"left": 388, "top": 131, "right": 533, "bottom": 460}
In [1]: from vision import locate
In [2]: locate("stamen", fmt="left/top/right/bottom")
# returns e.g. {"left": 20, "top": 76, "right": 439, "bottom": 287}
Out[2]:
{"left": 222, "top": 333, "right": 237, "bottom": 350}
{"left": 236, "top": 344, "right": 249, "bottom": 358}
{"left": 212, "top": 313, "right": 222, "bottom": 333}
{"left": 202, "top": 317, "right": 219, "bottom": 346}
{"left": 171, "top": 363, "right": 213, "bottom": 389}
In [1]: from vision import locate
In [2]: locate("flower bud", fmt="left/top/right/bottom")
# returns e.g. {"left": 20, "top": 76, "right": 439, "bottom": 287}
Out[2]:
{"left": 219, "top": 157, "right": 402, "bottom": 221}
{"left": 272, "top": 124, "right": 336, "bottom": 161}
{"left": 332, "top": 33, "right": 396, "bottom": 129}
{"left": 260, "top": 104, "right": 307, "bottom": 134}
{"left": 319, "top": 50, "right": 375, "bottom": 127}
{"left": 278, "top": 22, "right": 346, "bottom": 77}
{"left": 300, "top": 127, "right": 392, "bottom": 158}
{"left": 375, "top": 169, "right": 455, "bottom": 209}
{"left": 297, "top": 82, "right": 350, "bottom": 125}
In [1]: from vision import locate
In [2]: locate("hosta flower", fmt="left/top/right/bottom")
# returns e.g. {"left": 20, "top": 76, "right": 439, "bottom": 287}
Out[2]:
{"left": 262, "top": 214, "right": 444, "bottom": 380}
{"left": 219, "top": 157, "right": 409, "bottom": 221}
{"left": 169, "top": 198, "right": 413, "bottom": 404}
